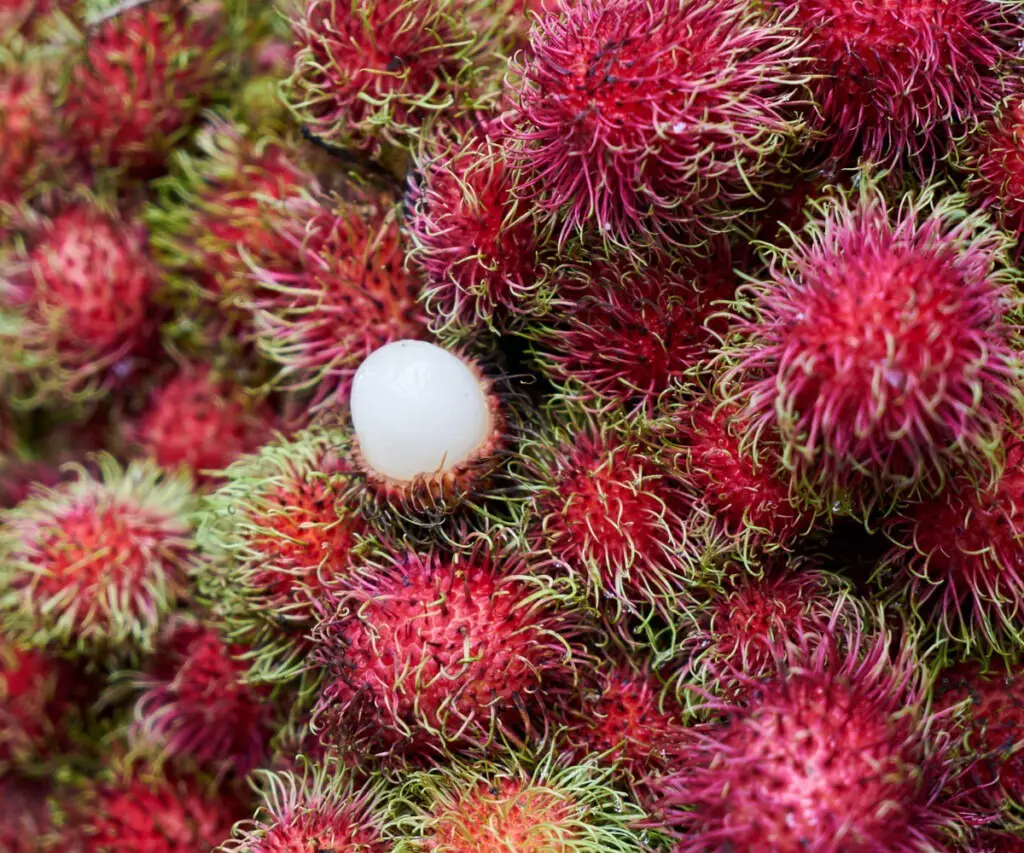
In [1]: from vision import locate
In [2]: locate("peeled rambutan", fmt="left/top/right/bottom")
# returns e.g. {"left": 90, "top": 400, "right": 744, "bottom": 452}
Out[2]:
{"left": 130, "top": 364, "right": 277, "bottom": 482}
{"left": 128, "top": 616, "right": 275, "bottom": 775}
{"left": 512, "top": 404, "right": 702, "bottom": 629}
{"left": 244, "top": 194, "right": 427, "bottom": 411}
{"left": 0, "top": 201, "right": 161, "bottom": 408}
{"left": 508, "top": 0, "right": 804, "bottom": 245}
{"left": 390, "top": 751, "right": 649, "bottom": 852}
{"left": 408, "top": 120, "right": 547, "bottom": 333}
{"left": 718, "top": 181, "right": 1022, "bottom": 511}
{"left": 0, "top": 456, "right": 194, "bottom": 656}
{"left": 650, "top": 628, "right": 979, "bottom": 851}
{"left": 286, "top": 0, "right": 491, "bottom": 152}
{"left": 879, "top": 425, "right": 1024, "bottom": 658}
{"left": 59, "top": 0, "right": 231, "bottom": 175}
{"left": 530, "top": 248, "right": 737, "bottom": 418}
{"left": 774, "top": 0, "right": 1021, "bottom": 171}
{"left": 221, "top": 761, "right": 390, "bottom": 852}
{"left": 198, "top": 427, "right": 368, "bottom": 685}
{"left": 310, "top": 545, "right": 591, "bottom": 760}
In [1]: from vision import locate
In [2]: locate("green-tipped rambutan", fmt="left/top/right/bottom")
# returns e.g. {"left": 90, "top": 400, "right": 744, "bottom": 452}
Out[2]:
{"left": 390, "top": 750, "right": 651, "bottom": 852}
{"left": 775, "top": 0, "right": 1022, "bottom": 171}
{"left": 718, "top": 180, "right": 1022, "bottom": 511}
{"left": 221, "top": 760, "right": 390, "bottom": 852}
{"left": 649, "top": 627, "right": 979, "bottom": 851}
{"left": 310, "top": 544, "right": 592, "bottom": 760}
{"left": 0, "top": 456, "right": 194, "bottom": 656}
{"left": 197, "top": 427, "right": 368, "bottom": 685}
{"left": 509, "top": 0, "right": 805, "bottom": 246}
{"left": 129, "top": 616, "right": 275, "bottom": 775}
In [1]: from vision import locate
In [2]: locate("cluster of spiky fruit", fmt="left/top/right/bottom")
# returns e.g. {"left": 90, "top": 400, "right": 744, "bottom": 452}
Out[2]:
{"left": 7, "top": 0, "right": 1024, "bottom": 851}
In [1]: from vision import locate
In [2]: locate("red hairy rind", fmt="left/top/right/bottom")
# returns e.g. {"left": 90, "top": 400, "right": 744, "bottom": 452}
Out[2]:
{"left": 717, "top": 180, "right": 1022, "bottom": 512}
{"left": 286, "top": 0, "right": 494, "bottom": 152}
{"left": 775, "top": 0, "right": 1022, "bottom": 172}
{"left": 221, "top": 760, "right": 390, "bottom": 852}
{"left": 649, "top": 627, "right": 982, "bottom": 852}
{"left": 0, "top": 456, "right": 195, "bottom": 656}
{"left": 0, "top": 60, "right": 61, "bottom": 209}
{"left": 408, "top": 119, "right": 548, "bottom": 334}
{"left": 130, "top": 617, "right": 275, "bottom": 775}
{"left": 309, "top": 546, "right": 592, "bottom": 761}
{"left": 0, "top": 632, "right": 69, "bottom": 771}
{"left": 508, "top": 0, "right": 806, "bottom": 247}
{"left": 0, "top": 776, "right": 53, "bottom": 853}
{"left": 879, "top": 425, "right": 1024, "bottom": 659}
{"left": 244, "top": 194, "right": 428, "bottom": 411}
{"left": 964, "top": 94, "right": 1024, "bottom": 254}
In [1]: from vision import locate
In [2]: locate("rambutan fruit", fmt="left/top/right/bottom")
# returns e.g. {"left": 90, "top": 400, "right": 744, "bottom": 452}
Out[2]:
{"left": 244, "top": 195, "right": 428, "bottom": 411}
{"left": 0, "top": 456, "right": 195, "bottom": 656}
{"left": 649, "top": 627, "right": 979, "bottom": 852}
{"left": 130, "top": 364, "right": 277, "bottom": 482}
{"left": 878, "top": 425, "right": 1024, "bottom": 658}
{"left": 221, "top": 760, "right": 390, "bottom": 852}
{"left": 774, "top": 0, "right": 1022, "bottom": 171}
{"left": 408, "top": 120, "right": 548, "bottom": 334}
{"left": 0, "top": 776, "right": 53, "bottom": 853}
{"left": 286, "top": 0, "right": 493, "bottom": 153}
{"left": 389, "top": 750, "right": 651, "bottom": 852}
{"left": 508, "top": 0, "right": 805, "bottom": 246}
{"left": 529, "top": 248, "right": 738, "bottom": 419}
{"left": 511, "top": 403, "right": 702, "bottom": 632}
{"left": 197, "top": 427, "right": 369, "bottom": 685}
{"left": 59, "top": 0, "right": 232, "bottom": 176}
{"left": 0, "top": 201, "right": 161, "bottom": 409}
{"left": 128, "top": 616, "right": 275, "bottom": 775}
{"left": 0, "top": 58, "right": 57, "bottom": 209}
{"left": 717, "top": 180, "right": 1022, "bottom": 511}
{"left": 309, "top": 544, "right": 592, "bottom": 760}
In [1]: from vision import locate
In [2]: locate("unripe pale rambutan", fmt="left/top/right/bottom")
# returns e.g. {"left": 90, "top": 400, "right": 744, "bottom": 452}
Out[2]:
{"left": 649, "top": 627, "right": 979, "bottom": 852}
{"left": 244, "top": 195, "right": 428, "bottom": 411}
{"left": 130, "top": 364, "right": 277, "bottom": 482}
{"left": 0, "top": 202, "right": 161, "bottom": 408}
{"left": 508, "top": 0, "right": 805, "bottom": 246}
{"left": 530, "top": 248, "right": 737, "bottom": 419}
{"left": 512, "top": 404, "right": 703, "bottom": 630}
{"left": 0, "top": 456, "right": 194, "bottom": 656}
{"left": 129, "top": 616, "right": 275, "bottom": 775}
{"left": 220, "top": 760, "right": 390, "bottom": 852}
{"left": 390, "top": 750, "right": 651, "bottom": 852}
{"left": 286, "top": 0, "right": 493, "bottom": 152}
{"left": 672, "top": 399, "right": 817, "bottom": 564}
{"left": 408, "top": 120, "right": 547, "bottom": 333}
{"left": 310, "top": 545, "right": 592, "bottom": 760}
{"left": 60, "top": 0, "right": 231, "bottom": 176}
{"left": 774, "top": 0, "right": 1022, "bottom": 171}
{"left": 198, "top": 427, "right": 369, "bottom": 685}
{"left": 878, "top": 426, "right": 1024, "bottom": 658}
{"left": 718, "top": 181, "right": 1022, "bottom": 511}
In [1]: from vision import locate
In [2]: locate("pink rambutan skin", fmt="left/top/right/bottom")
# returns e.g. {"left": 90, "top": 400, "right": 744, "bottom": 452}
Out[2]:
{"left": 0, "top": 776, "right": 54, "bottom": 853}
{"left": 0, "top": 632, "right": 69, "bottom": 768}
{"left": 0, "top": 69, "right": 54, "bottom": 206}
{"left": 509, "top": 0, "right": 803, "bottom": 244}
{"left": 310, "top": 548, "right": 589, "bottom": 760}
{"left": 966, "top": 94, "right": 1024, "bottom": 251}
{"left": 719, "top": 184, "right": 1021, "bottom": 505}
{"left": 774, "top": 0, "right": 1021, "bottom": 170}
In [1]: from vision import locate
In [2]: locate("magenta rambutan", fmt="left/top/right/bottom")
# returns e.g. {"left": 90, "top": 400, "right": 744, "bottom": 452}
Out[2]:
{"left": 0, "top": 61, "right": 57, "bottom": 208}
{"left": 774, "top": 0, "right": 1022, "bottom": 171}
{"left": 310, "top": 545, "right": 592, "bottom": 760}
{"left": 130, "top": 364, "right": 277, "bottom": 482}
{"left": 718, "top": 180, "right": 1022, "bottom": 511}
{"left": 0, "top": 201, "right": 161, "bottom": 408}
{"left": 0, "top": 456, "right": 194, "bottom": 656}
{"left": 197, "top": 427, "right": 369, "bottom": 684}
{"left": 286, "top": 0, "right": 492, "bottom": 152}
{"left": 508, "top": 0, "right": 805, "bottom": 246}
{"left": 221, "top": 761, "right": 390, "bottom": 852}
{"left": 129, "top": 616, "right": 275, "bottom": 775}
{"left": 59, "top": 0, "right": 232, "bottom": 175}
{"left": 649, "top": 628, "right": 979, "bottom": 851}
{"left": 408, "top": 120, "right": 547, "bottom": 333}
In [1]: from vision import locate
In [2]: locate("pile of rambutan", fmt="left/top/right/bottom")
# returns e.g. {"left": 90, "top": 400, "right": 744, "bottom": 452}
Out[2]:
{"left": 7, "top": 0, "right": 1024, "bottom": 850}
